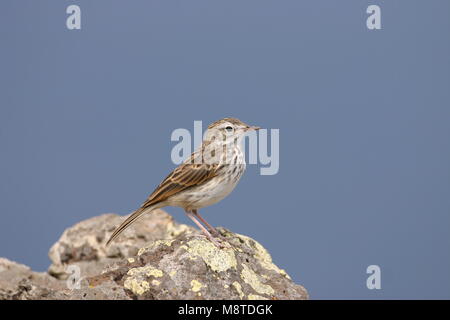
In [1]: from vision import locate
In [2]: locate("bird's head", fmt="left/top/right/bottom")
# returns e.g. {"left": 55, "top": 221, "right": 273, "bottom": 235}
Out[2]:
{"left": 205, "top": 118, "right": 260, "bottom": 143}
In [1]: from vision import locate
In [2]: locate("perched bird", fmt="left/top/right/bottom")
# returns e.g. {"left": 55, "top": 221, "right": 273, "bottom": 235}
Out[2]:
{"left": 106, "top": 118, "right": 260, "bottom": 247}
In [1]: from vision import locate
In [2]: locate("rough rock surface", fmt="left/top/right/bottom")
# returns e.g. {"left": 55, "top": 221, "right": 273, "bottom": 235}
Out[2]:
{"left": 0, "top": 210, "right": 308, "bottom": 300}
{"left": 0, "top": 258, "right": 67, "bottom": 300}
{"left": 48, "top": 209, "right": 192, "bottom": 280}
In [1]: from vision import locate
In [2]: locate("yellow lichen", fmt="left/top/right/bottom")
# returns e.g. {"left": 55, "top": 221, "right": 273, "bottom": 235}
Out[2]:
{"left": 185, "top": 239, "right": 237, "bottom": 272}
{"left": 124, "top": 278, "right": 150, "bottom": 295}
{"left": 240, "top": 264, "right": 274, "bottom": 296}
{"left": 232, "top": 281, "right": 244, "bottom": 299}
{"left": 151, "top": 279, "right": 161, "bottom": 286}
{"left": 147, "top": 268, "right": 163, "bottom": 278}
{"left": 127, "top": 258, "right": 135, "bottom": 263}
{"left": 124, "top": 265, "right": 164, "bottom": 294}
{"left": 190, "top": 279, "right": 204, "bottom": 292}
{"left": 127, "top": 265, "right": 164, "bottom": 278}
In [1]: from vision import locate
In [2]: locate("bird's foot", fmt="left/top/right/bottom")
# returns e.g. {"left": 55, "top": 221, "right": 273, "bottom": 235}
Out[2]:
{"left": 212, "top": 237, "right": 232, "bottom": 249}
{"left": 208, "top": 227, "right": 230, "bottom": 240}
{"left": 196, "top": 233, "right": 231, "bottom": 249}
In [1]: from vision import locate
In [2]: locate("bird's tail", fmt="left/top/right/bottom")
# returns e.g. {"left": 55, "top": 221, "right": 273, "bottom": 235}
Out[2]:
{"left": 106, "top": 204, "right": 159, "bottom": 246}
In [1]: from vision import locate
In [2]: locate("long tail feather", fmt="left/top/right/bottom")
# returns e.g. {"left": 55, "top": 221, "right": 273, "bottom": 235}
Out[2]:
{"left": 106, "top": 204, "right": 158, "bottom": 246}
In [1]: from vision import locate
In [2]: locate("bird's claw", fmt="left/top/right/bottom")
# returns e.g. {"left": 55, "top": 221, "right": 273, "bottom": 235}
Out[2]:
{"left": 196, "top": 233, "right": 232, "bottom": 249}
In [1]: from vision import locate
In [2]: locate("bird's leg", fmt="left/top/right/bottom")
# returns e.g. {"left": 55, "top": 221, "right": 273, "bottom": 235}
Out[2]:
{"left": 185, "top": 211, "right": 225, "bottom": 248}
{"left": 192, "top": 209, "right": 221, "bottom": 237}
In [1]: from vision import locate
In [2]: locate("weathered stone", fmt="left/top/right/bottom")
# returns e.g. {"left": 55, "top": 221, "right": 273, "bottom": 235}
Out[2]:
{"left": 0, "top": 258, "right": 67, "bottom": 300}
{"left": 94, "top": 228, "right": 308, "bottom": 300}
{"left": 47, "top": 209, "right": 195, "bottom": 280}
{"left": 1, "top": 210, "right": 308, "bottom": 300}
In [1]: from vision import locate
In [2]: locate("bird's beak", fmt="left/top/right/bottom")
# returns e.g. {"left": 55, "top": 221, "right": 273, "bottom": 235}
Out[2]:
{"left": 245, "top": 126, "right": 260, "bottom": 131}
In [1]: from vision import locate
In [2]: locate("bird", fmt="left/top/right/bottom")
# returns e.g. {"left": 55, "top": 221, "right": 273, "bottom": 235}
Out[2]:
{"left": 106, "top": 118, "right": 260, "bottom": 248}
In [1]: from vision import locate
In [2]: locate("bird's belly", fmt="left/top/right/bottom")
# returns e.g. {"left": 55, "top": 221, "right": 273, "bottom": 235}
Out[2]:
{"left": 169, "top": 174, "right": 242, "bottom": 210}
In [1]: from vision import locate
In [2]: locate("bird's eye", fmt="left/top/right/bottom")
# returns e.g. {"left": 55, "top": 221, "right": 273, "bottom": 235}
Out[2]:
{"left": 225, "top": 126, "right": 233, "bottom": 132}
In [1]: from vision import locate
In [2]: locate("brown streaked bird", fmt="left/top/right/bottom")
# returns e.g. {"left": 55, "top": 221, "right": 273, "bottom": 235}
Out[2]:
{"left": 106, "top": 118, "right": 260, "bottom": 248}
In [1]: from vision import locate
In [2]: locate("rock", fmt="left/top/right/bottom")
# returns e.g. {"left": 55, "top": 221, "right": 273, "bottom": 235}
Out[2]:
{"left": 93, "top": 229, "right": 308, "bottom": 300}
{"left": 1, "top": 210, "right": 308, "bottom": 300}
{"left": 48, "top": 209, "right": 193, "bottom": 280}
{"left": 0, "top": 258, "right": 66, "bottom": 300}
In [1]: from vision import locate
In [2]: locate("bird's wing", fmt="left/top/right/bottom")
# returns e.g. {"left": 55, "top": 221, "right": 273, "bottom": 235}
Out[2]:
{"left": 140, "top": 141, "right": 222, "bottom": 209}
{"left": 140, "top": 161, "right": 220, "bottom": 209}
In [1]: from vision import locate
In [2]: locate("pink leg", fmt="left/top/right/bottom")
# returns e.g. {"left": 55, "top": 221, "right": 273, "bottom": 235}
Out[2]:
{"left": 185, "top": 211, "right": 223, "bottom": 248}
{"left": 192, "top": 209, "right": 220, "bottom": 236}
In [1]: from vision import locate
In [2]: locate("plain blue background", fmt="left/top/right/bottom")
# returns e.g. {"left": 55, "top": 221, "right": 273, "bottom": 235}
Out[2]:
{"left": 1, "top": 1, "right": 449, "bottom": 299}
